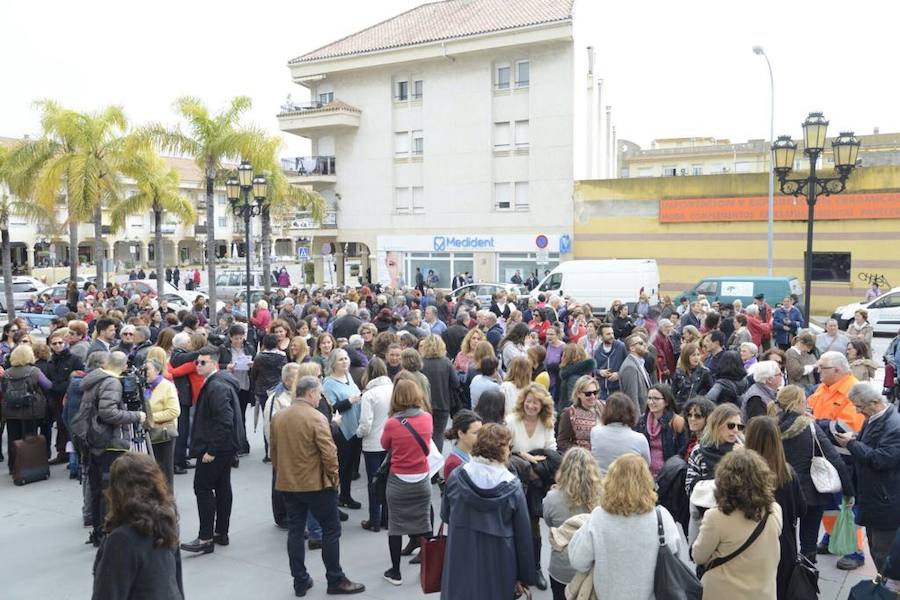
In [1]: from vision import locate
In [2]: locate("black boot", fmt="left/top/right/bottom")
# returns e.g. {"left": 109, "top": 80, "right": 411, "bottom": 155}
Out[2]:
{"left": 533, "top": 537, "right": 547, "bottom": 590}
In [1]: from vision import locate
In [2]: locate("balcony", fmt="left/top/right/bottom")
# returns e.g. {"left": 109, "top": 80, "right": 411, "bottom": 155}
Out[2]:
{"left": 149, "top": 223, "right": 177, "bottom": 235}
{"left": 194, "top": 224, "right": 208, "bottom": 236}
{"left": 277, "top": 100, "right": 360, "bottom": 138}
{"left": 275, "top": 210, "right": 338, "bottom": 234}
{"left": 280, "top": 156, "right": 337, "bottom": 187}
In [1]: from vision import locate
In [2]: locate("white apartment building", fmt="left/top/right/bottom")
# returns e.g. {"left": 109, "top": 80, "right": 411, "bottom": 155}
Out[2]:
{"left": 0, "top": 136, "right": 264, "bottom": 272}
{"left": 277, "top": 0, "right": 579, "bottom": 287}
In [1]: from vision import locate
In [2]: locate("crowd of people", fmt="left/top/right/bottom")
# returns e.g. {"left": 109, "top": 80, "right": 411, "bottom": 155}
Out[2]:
{"left": 3, "top": 276, "right": 900, "bottom": 599}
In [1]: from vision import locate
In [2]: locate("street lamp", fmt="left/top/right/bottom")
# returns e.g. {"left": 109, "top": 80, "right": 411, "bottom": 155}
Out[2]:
{"left": 226, "top": 161, "right": 268, "bottom": 309}
{"left": 772, "top": 112, "right": 860, "bottom": 324}
{"left": 752, "top": 46, "right": 775, "bottom": 276}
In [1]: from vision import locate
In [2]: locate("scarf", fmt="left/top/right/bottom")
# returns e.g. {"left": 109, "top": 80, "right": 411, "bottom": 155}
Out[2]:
{"left": 646, "top": 410, "right": 662, "bottom": 439}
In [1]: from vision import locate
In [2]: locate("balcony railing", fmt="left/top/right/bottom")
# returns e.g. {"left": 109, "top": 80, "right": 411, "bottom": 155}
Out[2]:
{"left": 279, "top": 101, "right": 324, "bottom": 113}
{"left": 194, "top": 224, "right": 208, "bottom": 236}
{"left": 281, "top": 156, "right": 336, "bottom": 176}
{"left": 275, "top": 210, "right": 338, "bottom": 232}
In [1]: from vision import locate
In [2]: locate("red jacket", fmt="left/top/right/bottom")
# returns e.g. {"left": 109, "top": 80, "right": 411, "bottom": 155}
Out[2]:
{"left": 166, "top": 359, "right": 203, "bottom": 405}
{"left": 381, "top": 413, "right": 433, "bottom": 475}
{"left": 747, "top": 314, "right": 772, "bottom": 347}
{"left": 653, "top": 332, "right": 676, "bottom": 380}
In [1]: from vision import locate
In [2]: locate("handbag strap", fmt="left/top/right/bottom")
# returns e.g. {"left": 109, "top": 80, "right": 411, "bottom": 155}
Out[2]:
{"left": 655, "top": 507, "right": 667, "bottom": 547}
{"left": 809, "top": 421, "right": 825, "bottom": 457}
{"left": 399, "top": 417, "right": 429, "bottom": 457}
{"left": 704, "top": 512, "right": 769, "bottom": 572}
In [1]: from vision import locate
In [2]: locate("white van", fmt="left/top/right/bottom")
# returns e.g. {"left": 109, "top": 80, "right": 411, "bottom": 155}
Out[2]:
{"left": 530, "top": 259, "right": 660, "bottom": 315}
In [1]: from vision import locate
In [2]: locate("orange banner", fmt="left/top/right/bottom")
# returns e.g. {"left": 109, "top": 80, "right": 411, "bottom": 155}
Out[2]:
{"left": 659, "top": 192, "right": 900, "bottom": 223}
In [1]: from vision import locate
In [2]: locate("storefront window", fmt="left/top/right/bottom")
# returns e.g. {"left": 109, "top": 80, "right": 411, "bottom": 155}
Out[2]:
{"left": 498, "top": 253, "right": 559, "bottom": 283}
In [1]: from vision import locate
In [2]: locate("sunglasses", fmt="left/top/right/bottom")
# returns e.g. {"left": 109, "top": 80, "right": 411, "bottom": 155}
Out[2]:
{"left": 582, "top": 389, "right": 599, "bottom": 396}
{"left": 50, "top": 341, "right": 65, "bottom": 346}
{"left": 686, "top": 412, "right": 704, "bottom": 419}
{"left": 647, "top": 395, "right": 665, "bottom": 401}
{"left": 195, "top": 359, "right": 213, "bottom": 366}
{"left": 725, "top": 422, "right": 745, "bottom": 431}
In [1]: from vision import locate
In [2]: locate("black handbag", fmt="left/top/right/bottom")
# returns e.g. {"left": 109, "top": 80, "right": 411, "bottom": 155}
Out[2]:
{"left": 653, "top": 508, "right": 702, "bottom": 600}
{"left": 696, "top": 511, "right": 768, "bottom": 579}
{"left": 786, "top": 553, "right": 819, "bottom": 599}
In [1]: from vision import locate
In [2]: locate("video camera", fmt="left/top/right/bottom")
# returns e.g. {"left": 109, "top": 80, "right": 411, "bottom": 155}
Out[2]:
{"left": 121, "top": 365, "right": 147, "bottom": 412}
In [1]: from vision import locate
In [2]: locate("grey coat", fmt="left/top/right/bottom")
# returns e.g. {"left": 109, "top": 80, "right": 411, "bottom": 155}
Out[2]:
{"left": 80, "top": 368, "right": 142, "bottom": 454}
{"left": 618, "top": 353, "right": 650, "bottom": 412}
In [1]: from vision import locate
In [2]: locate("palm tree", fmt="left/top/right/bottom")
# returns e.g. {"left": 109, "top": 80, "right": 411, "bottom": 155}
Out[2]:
{"left": 0, "top": 144, "right": 62, "bottom": 318}
{"left": 140, "top": 96, "right": 265, "bottom": 311}
{"left": 244, "top": 136, "right": 325, "bottom": 294}
{"left": 5, "top": 101, "right": 128, "bottom": 288}
{"left": 112, "top": 149, "right": 196, "bottom": 297}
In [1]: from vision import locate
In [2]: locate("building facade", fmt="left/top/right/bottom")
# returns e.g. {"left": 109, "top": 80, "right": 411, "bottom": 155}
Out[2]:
{"left": 277, "top": 0, "right": 577, "bottom": 288}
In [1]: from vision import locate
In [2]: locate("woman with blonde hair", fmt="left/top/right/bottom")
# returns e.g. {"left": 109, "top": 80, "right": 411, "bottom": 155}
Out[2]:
{"left": 288, "top": 335, "right": 309, "bottom": 364}
{"left": 500, "top": 355, "right": 532, "bottom": 416}
{"left": 692, "top": 448, "right": 783, "bottom": 600}
{"left": 143, "top": 357, "right": 180, "bottom": 489}
{"left": 453, "top": 328, "right": 485, "bottom": 373}
{"left": 542, "top": 447, "right": 603, "bottom": 600}
{"left": 507, "top": 383, "right": 559, "bottom": 590}
{"left": 568, "top": 454, "right": 688, "bottom": 600}
{"left": 556, "top": 375, "right": 602, "bottom": 453}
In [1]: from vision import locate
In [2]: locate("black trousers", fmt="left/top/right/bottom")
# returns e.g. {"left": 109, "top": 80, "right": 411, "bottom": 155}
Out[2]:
{"left": 89, "top": 450, "right": 124, "bottom": 537}
{"left": 152, "top": 438, "right": 176, "bottom": 492}
{"left": 237, "top": 389, "right": 251, "bottom": 454}
{"left": 336, "top": 431, "right": 362, "bottom": 502}
{"left": 175, "top": 404, "right": 192, "bottom": 466}
{"left": 193, "top": 452, "right": 234, "bottom": 539}
{"left": 272, "top": 468, "right": 287, "bottom": 525}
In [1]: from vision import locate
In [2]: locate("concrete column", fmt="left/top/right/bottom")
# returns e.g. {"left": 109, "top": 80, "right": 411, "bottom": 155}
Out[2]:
{"left": 334, "top": 250, "right": 345, "bottom": 287}
{"left": 25, "top": 246, "right": 34, "bottom": 271}
{"left": 137, "top": 242, "right": 147, "bottom": 266}
{"left": 360, "top": 249, "right": 370, "bottom": 284}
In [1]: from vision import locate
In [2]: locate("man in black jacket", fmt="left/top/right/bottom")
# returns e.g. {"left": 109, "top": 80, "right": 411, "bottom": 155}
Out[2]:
{"left": 331, "top": 302, "right": 364, "bottom": 340}
{"left": 181, "top": 345, "right": 245, "bottom": 554}
{"left": 47, "top": 330, "right": 84, "bottom": 464}
{"left": 442, "top": 311, "right": 469, "bottom": 360}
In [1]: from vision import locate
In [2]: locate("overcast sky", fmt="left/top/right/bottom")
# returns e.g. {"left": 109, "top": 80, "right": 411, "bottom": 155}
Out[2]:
{"left": 1, "top": 0, "right": 895, "bottom": 160}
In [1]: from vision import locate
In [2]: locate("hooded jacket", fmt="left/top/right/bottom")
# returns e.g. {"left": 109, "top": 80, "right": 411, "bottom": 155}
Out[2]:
{"left": 189, "top": 370, "right": 244, "bottom": 458}
{"left": 440, "top": 459, "right": 535, "bottom": 600}
{"left": 80, "top": 368, "right": 142, "bottom": 454}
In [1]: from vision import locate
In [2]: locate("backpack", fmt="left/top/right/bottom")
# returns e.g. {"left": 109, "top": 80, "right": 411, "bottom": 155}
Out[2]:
{"left": 69, "top": 379, "right": 112, "bottom": 454}
{"left": 2, "top": 368, "right": 46, "bottom": 420}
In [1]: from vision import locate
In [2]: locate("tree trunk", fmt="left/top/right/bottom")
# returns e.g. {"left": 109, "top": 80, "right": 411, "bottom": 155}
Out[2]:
{"left": 68, "top": 199, "right": 78, "bottom": 283}
{"left": 1, "top": 223, "right": 15, "bottom": 319}
{"left": 261, "top": 207, "right": 272, "bottom": 294}
{"left": 205, "top": 162, "right": 217, "bottom": 312}
{"left": 93, "top": 204, "right": 105, "bottom": 289}
{"left": 154, "top": 204, "right": 164, "bottom": 298}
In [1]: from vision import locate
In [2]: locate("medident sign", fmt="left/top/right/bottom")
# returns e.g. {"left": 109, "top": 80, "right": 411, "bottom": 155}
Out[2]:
{"left": 433, "top": 236, "right": 495, "bottom": 251}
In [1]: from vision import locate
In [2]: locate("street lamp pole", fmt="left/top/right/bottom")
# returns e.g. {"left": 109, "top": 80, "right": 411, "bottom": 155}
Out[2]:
{"left": 227, "top": 161, "right": 268, "bottom": 310}
{"left": 753, "top": 46, "right": 775, "bottom": 276}
{"left": 772, "top": 113, "right": 860, "bottom": 325}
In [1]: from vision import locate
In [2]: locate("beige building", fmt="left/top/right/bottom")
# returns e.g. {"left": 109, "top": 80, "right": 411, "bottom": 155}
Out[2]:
{"left": 619, "top": 130, "right": 900, "bottom": 179}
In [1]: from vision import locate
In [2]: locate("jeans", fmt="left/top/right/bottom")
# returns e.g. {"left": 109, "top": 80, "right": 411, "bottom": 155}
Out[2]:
{"left": 432, "top": 410, "right": 450, "bottom": 452}
{"left": 193, "top": 452, "right": 234, "bottom": 539}
{"left": 799, "top": 504, "right": 826, "bottom": 556}
{"left": 363, "top": 450, "right": 387, "bottom": 524}
{"left": 283, "top": 489, "right": 345, "bottom": 588}
{"left": 256, "top": 393, "right": 269, "bottom": 457}
{"left": 336, "top": 431, "right": 362, "bottom": 502}
{"left": 175, "top": 404, "right": 192, "bottom": 466}
{"left": 307, "top": 514, "right": 322, "bottom": 541}
{"left": 272, "top": 468, "right": 287, "bottom": 525}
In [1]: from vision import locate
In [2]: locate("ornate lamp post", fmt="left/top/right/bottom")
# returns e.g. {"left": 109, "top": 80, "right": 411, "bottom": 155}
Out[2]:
{"left": 772, "top": 112, "right": 861, "bottom": 324}
{"left": 226, "top": 161, "right": 268, "bottom": 309}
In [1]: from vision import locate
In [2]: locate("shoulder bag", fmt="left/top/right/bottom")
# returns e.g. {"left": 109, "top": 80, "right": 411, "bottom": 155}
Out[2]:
{"left": 419, "top": 522, "right": 447, "bottom": 594}
{"left": 696, "top": 511, "right": 769, "bottom": 579}
{"left": 653, "top": 508, "right": 702, "bottom": 600}
{"left": 809, "top": 422, "right": 842, "bottom": 493}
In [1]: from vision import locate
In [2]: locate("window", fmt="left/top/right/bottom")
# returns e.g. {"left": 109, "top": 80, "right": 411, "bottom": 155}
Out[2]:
{"left": 217, "top": 193, "right": 226, "bottom": 206}
{"left": 871, "top": 293, "right": 900, "bottom": 309}
{"left": 395, "top": 187, "right": 411, "bottom": 214}
{"left": 662, "top": 166, "right": 677, "bottom": 177}
{"left": 412, "top": 79, "right": 423, "bottom": 100}
{"left": 516, "top": 61, "right": 530, "bottom": 87}
{"left": 514, "top": 120, "right": 529, "bottom": 147}
{"left": 318, "top": 91, "right": 334, "bottom": 104}
{"left": 494, "top": 122, "right": 511, "bottom": 149}
{"left": 411, "top": 186, "right": 424, "bottom": 213}
{"left": 412, "top": 130, "right": 424, "bottom": 155}
{"left": 394, "top": 131, "right": 410, "bottom": 156}
{"left": 807, "top": 251, "right": 851, "bottom": 282}
{"left": 710, "top": 163, "right": 725, "bottom": 173}
{"left": 496, "top": 65, "right": 510, "bottom": 89}
{"left": 217, "top": 216, "right": 226, "bottom": 227}
{"left": 494, "top": 182, "right": 512, "bottom": 210}
{"left": 395, "top": 80, "right": 408, "bottom": 101}
{"left": 691, "top": 165, "right": 703, "bottom": 176}
{"left": 514, "top": 182, "right": 529, "bottom": 210}
{"left": 734, "top": 161, "right": 754, "bottom": 173}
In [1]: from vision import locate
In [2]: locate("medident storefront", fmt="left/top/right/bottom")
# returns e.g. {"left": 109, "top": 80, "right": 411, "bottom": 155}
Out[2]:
{"left": 376, "top": 233, "right": 572, "bottom": 288}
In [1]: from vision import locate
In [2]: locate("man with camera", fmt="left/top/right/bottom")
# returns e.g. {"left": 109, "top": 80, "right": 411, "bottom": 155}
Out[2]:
{"left": 79, "top": 351, "right": 146, "bottom": 546}
{"left": 181, "top": 345, "right": 246, "bottom": 555}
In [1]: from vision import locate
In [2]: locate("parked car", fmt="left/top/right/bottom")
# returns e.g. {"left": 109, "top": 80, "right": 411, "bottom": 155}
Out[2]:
{"left": 55, "top": 275, "right": 97, "bottom": 286}
{"left": 0, "top": 276, "right": 47, "bottom": 312}
{"left": 451, "top": 282, "right": 528, "bottom": 305}
{"left": 36, "top": 285, "right": 69, "bottom": 309}
{"left": 832, "top": 286, "right": 900, "bottom": 335}
{"left": 200, "top": 271, "right": 277, "bottom": 299}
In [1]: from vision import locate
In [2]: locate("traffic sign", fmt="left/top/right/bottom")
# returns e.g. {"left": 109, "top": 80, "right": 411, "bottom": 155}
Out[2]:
{"left": 536, "top": 248, "right": 549, "bottom": 264}
{"left": 298, "top": 246, "right": 310, "bottom": 261}
{"left": 535, "top": 234, "right": 549, "bottom": 249}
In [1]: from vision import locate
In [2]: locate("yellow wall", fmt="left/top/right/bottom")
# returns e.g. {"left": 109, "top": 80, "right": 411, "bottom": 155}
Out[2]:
{"left": 574, "top": 166, "right": 900, "bottom": 315}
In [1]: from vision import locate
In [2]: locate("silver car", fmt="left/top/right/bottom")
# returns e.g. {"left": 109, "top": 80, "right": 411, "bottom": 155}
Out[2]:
{"left": 0, "top": 277, "right": 46, "bottom": 312}
{"left": 450, "top": 282, "right": 528, "bottom": 305}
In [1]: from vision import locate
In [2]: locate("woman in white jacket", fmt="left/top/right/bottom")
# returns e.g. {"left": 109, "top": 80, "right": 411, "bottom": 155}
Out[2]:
{"left": 568, "top": 453, "right": 689, "bottom": 600}
{"left": 356, "top": 357, "right": 394, "bottom": 532}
